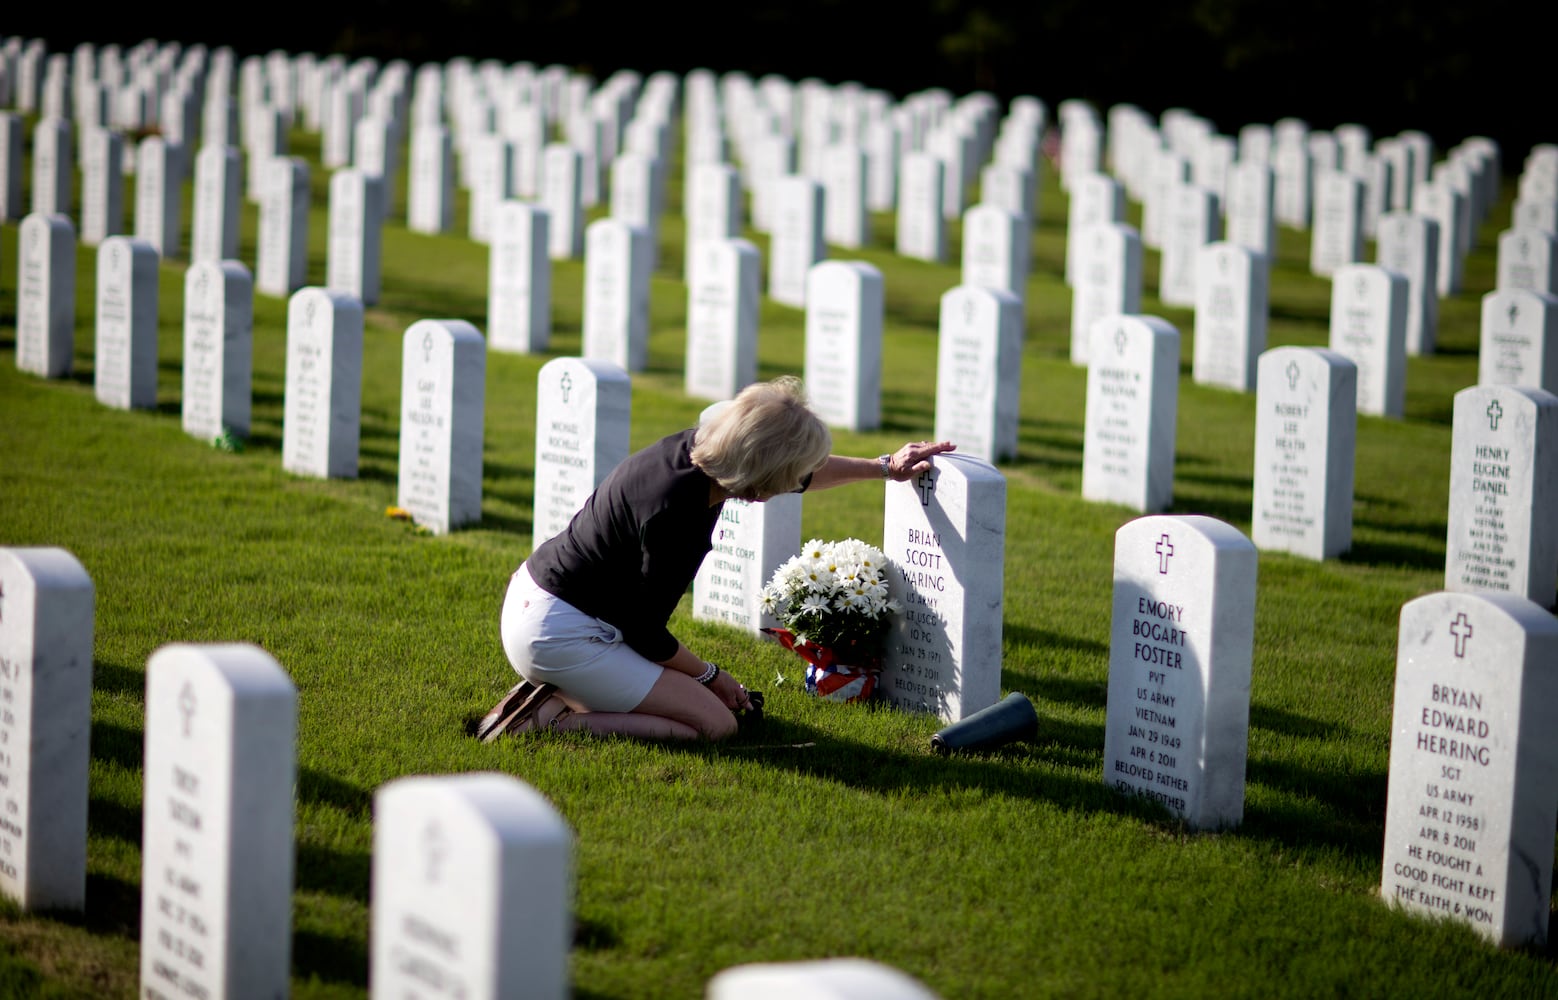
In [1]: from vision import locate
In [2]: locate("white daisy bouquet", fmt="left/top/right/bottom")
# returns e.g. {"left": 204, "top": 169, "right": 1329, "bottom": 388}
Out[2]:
{"left": 757, "top": 535, "right": 897, "bottom": 660}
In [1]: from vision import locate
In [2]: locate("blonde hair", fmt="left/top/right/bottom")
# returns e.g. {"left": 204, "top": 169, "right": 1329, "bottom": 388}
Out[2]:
{"left": 692, "top": 377, "right": 832, "bottom": 497}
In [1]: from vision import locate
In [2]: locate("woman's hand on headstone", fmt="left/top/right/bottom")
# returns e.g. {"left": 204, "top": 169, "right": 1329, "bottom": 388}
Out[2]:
{"left": 887, "top": 440, "right": 956, "bottom": 480}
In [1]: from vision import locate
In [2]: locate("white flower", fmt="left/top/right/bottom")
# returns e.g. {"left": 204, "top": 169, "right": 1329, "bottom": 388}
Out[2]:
{"left": 800, "top": 594, "right": 829, "bottom": 615}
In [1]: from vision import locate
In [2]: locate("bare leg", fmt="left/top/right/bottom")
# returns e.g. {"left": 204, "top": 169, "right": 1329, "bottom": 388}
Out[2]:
{"left": 555, "top": 668, "right": 737, "bottom": 742}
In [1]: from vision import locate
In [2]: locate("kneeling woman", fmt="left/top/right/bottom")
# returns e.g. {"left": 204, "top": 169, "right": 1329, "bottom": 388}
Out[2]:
{"left": 483, "top": 376, "right": 953, "bottom": 742}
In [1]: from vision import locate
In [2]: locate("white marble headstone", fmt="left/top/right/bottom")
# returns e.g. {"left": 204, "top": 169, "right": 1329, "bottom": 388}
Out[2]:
{"left": 1375, "top": 212, "right": 1440, "bottom": 356}
{"left": 191, "top": 145, "right": 241, "bottom": 263}
{"left": 488, "top": 200, "right": 552, "bottom": 355}
{"left": 1414, "top": 181, "right": 1466, "bottom": 298}
{"left": 1192, "top": 242, "right": 1268, "bottom": 392}
{"left": 1224, "top": 161, "right": 1276, "bottom": 260}
{"left": 541, "top": 144, "right": 585, "bottom": 260}
{"left": 1157, "top": 184, "right": 1218, "bottom": 308}
{"left": 29, "top": 118, "right": 71, "bottom": 217}
{"left": 94, "top": 236, "right": 159, "bottom": 410}
{"left": 822, "top": 145, "right": 869, "bottom": 250}
{"left": 582, "top": 217, "right": 652, "bottom": 372}
{"left": 1102, "top": 515, "right": 1257, "bottom": 830}
{"left": 694, "top": 494, "right": 802, "bottom": 634}
{"left": 80, "top": 127, "right": 124, "bottom": 246}
{"left": 0, "top": 114, "right": 22, "bottom": 222}
{"left": 881, "top": 454, "right": 1006, "bottom": 722}
{"left": 139, "top": 643, "right": 296, "bottom": 1000}
{"left": 1251, "top": 347, "right": 1357, "bottom": 560}
{"left": 1444, "top": 384, "right": 1558, "bottom": 608}
{"left": 961, "top": 203, "right": 1029, "bottom": 307}
{"left": 610, "top": 151, "right": 664, "bottom": 271}
{"left": 803, "top": 260, "right": 883, "bottom": 432}
{"left": 1479, "top": 289, "right": 1558, "bottom": 393}
{"left": 283, "top": 287, "right": 365, "bottom": 479}
{"left": 1496, "top": 228, "right": 1558, "bottom": 297}
{"left": 0, "top": 547, "right": 92, "bottom": 912}
{"left": 769, "top": 175, "right": 825, "bottom": 308}
{"left": 15, "top": 213, "right": 77, "bottom": 379}
{"left": 685, "top": 162, "right": 742, "bottom": 280}
{"left": 326, "top": 167, "right": 384, "bottom": 306}
{"left": 1328, "top": 264, "right": 1408, "bottom": 418}
{"left": 1310, "top": 171, "right": 1365, "bottom": 277}
{"left": 1381, "top": 592, "right": 1558, "bottom": 946}
{"left": 1064, "top": 172, "right": 1125, "bottom": 287}
{"left": 896, "top": 153, "right": 946, "bottom": 263}
{"left": 934, "top": 285, "right": 1022, "bottom": 463}
{"left": 1070, "top": 223, "right": 1142, "bottom": 366}
{"left": 182, "top": 260, "right": 254, "bottom": 441}
{"left": 397, "top": 319, "right": 487, "bottom": 534}
{"left": 134, "top": 136, "right": 182, "bottom": 260}
{"left": 1082, "top": 315, "right": 1180, "bottom": 512}
{"left": 685, "top": 238, "right": 760, "bottom": 401}
{"left": 708, "top": 959, "right": 943, "bottom": 1000}
{"left": 372, "top": 774, "right": 573, "bottom": 1000}
{"left": 408, "top": 125, "right": 455, "bottom": 235}
{"left": 256, "top": 157, "right": 309, "bottom": 298}
{"left": 532, "top": 357, "right": 631, "bottom": 550}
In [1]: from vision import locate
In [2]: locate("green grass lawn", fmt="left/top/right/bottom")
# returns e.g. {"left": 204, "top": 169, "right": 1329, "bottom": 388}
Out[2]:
{"left": 1, "top": 117, "right": 1554, "bottom": 999}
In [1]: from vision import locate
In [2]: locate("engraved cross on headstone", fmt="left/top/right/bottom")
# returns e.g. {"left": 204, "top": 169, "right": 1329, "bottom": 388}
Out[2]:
{"left": 1486, "top": 399, "right": 1503, "bottom": 430}
{"left": 1508, "top": 303, "right": 1519, "bottom": 327}
{"left": 1155, "top": 533, "right": 1174, "bottom": 574}
{"left": 1285, "top": 360, "right": 1301, "bottom": 391}
{"left": 559, "top": 370, "right": 573, "bottom": 403}
{"left": 1114, "top": 326, "right": 1127, "bottom": 356}
{"left": 421, "top": 329, "right": 434, "bottom": 364}
{"left": 1450, "top": 611, "right": 1474, "bottom": 658}
{"left": 178, "top": 681, "right": 197, "bottom": 738}
{"left": 915, "top": 469, "right": 935, "bottom": 506}
{"left": 0, "top": 581, "right": 6, "bottom": 625}
{"left": 423, "top": 819, "right": 448, "bottom": 883}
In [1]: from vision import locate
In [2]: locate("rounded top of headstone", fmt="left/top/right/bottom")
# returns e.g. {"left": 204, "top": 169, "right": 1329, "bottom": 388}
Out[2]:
{"left": 405, "top": 318, "right": 485, "bottom": 349}
{"left": 0, "top": 546, "right": 93, "bottom": 594}
{"left": 148, "top": 642, "right": 297, "bottom": 698}
{"left": 376, "top": 772, "right": 574, "bottom": 844}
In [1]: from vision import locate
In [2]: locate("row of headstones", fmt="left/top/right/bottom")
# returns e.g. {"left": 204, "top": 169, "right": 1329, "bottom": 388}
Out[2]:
{"left": 0, "top": 554, "right": 943, "bottom": 997}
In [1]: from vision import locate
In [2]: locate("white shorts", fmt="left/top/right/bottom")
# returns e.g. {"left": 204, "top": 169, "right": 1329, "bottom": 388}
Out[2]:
{"left": 500, "top": 563, "right": 663, "bottom": 713}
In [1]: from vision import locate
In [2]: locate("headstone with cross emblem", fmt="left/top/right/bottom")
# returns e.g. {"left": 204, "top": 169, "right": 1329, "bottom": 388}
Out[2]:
{"left": 694, "top": 397, "right": 802, "bottom": 633}
{"left": 256, "top": 156, "right": 309, "bottom": 297}
{"left": 1512, "top": 197, "right": 1557, "bottom": 239}
{"left": 769, "top": 175, "right": 825, "bottom": 308}
{"left": 685, "top": 237, "right": 760, "bottom": 402}
{"left": 0, "top": 547, "right": 92, "bottom": 912}
{"left": 0, "top": 113, "right": 22, "bottom": 223}
{"left": 980, "top": 162, "right": 1034, "bottom": 226}
{"left": 1478, "top": 288, "right": 1558, "bottom": 393}
{"left": 1328, "top": 263, "right": 1409, "bottom": 417}
{"left": 1495, "top": 228, "right": 1558, "bottom": 297}
{"left": 80, "top": 127, "right": 124, "bottom": 246}
{"left": 897, "top": 153, "right": 946, "bottom": 263}
{"left": 1103, "top": 514, "right": 1257, "bottom": 830}
{"left": 582, "top": 217, "right": 652, "bottom": 372}
{"left": 190, "top": 144, "right": 241, "bottom": 263}
{"left": 1224, "top": 160, "right": 1276, "bottom": 259}
{"left": 881, "top": 454, "right": 1006, "bottom": 722}
{"left": 532, "top": 356, "right": 631, "bottom": 550}
{"left": 134, "top": 136, "right": 183, "bottom": 261}
{"left": 1443, "top": 384, "right": 1558, "bottom": 608}
{"left": 283, "top": 287, "right": 364, "bottom": 479}
{"left": 326, "top": 167, "right": 384, "bottom": 306}
{"left": 1310, "top": 170, "right": 1365, "bottom": 278}
{"left": 181, "top": 260, "right": 254, "bottom": 441}
{"left": 397, "top": 319, "right": 486, "bottom": 534}
{"left": 1375, "top": 212, "right": 1441, "bottom": 356}
{"left": 408, "top": 125, "right": 454, "bottom": 235}
{"left": 1064, "top": 172, "right": 1125, "bottom": 287}
{"left": 803, "top": 260, "right": 884, "bottom": 432}
{"left": 1082, "top": 315, "right": 1179, "bottom": 512}
{"left": 961, "top": 203, "right": 1029, "bottom": 309}
{"left": 1193, "top": 242, "right": 1269, "bottom": 392}
{"left": 139, "top": 643, "right": 296, "bottom": 999}
{"left": 94, "top": 235, "right": 159, "bottom": 410}
{"left": 934, "top": 285, "right": 1022, "bottom": 463}
{"left": 1380, "top": 591, "right": 1558, "bottom": 946}
{"left": 1070, "top": 223, "right": 1143, "bottom": 367}
{"left": 1251, "top": 347, "right": 1357, "bottom": 559}
{"left": 1158, "top": 183, "right": 1219, "bottom": 308}
{"left": 372, "top": 773, "right": 573, "bottom": 1000}
{"left": 487, "top": 199, "right": 552, "bottom": 354}
{"left": 29, "top": 117, "right": 71, "bottom": 218}
{"left": 14, "top": 212, "right": 77, "bottom": 379}
{"left": 708, "top": 958, "right": 943, "bottom": 999}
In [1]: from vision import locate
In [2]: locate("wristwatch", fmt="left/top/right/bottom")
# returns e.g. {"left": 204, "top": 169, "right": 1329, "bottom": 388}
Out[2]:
{"left": 878, "top": 454, "right": 893, "bottom": 478}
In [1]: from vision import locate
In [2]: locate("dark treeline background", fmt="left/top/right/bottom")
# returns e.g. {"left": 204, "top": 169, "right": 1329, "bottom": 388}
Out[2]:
{"left": 5, "top": 0, "right": 1546, "bottom": 167}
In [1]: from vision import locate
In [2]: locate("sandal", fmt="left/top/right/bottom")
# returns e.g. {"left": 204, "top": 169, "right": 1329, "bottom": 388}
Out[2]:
{"left": 476, "top": 680, "right": 558, "bottom": 743}
{"left": 502, "top": 692, "right": 575, "bottom": 737}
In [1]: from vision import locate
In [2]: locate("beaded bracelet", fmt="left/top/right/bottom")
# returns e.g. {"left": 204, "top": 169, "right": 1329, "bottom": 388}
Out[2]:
{"left": 695, "top": 661, "right": 719, "bottom": 685}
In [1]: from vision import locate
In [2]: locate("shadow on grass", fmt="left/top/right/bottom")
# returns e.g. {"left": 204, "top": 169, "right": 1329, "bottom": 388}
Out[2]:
{"left": 94, "top": 659, "right": 145, "bottom": 700}
{"left": 1003, "top": 622, "right": 1109, "bottom": 662}
{"left": 293, "top": 927, "right": 370, "bottom": 989}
